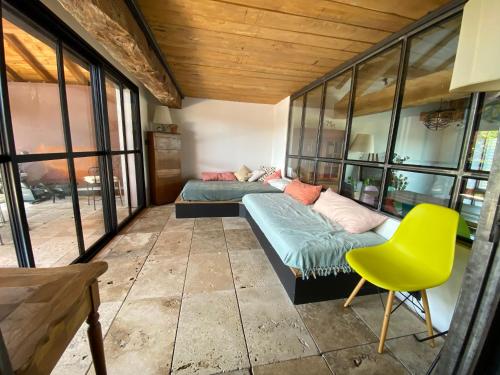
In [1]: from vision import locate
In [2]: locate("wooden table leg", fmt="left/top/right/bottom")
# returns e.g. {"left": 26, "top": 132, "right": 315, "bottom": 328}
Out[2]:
{"left": 87, "top": 282, "right": 107, "bottom": 375}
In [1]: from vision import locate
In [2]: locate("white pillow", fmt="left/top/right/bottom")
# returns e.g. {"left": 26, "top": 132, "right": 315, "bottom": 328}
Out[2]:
{"left": 248, "top": 170, "right": 265, "bottom": 182}
{"left": 268, "top": 178, "right": 290, "bottom": 191}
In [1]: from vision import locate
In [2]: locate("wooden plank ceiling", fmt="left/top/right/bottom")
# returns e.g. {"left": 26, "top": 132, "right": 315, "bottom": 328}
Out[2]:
{"left": 136, "top": 0, "right": 451, "bottom": 104}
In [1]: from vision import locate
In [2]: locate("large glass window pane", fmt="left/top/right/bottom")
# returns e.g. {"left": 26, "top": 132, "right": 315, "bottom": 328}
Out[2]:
{"left": 20, "top": 160, "right": 79, "bottom": 266}
{"left": 0, "top": 170, "right": 18, "bottom": 267}
{"left": 320, "top": 71, "right": 351, "bottom": 159}
{"left": 106, "top": 76, "right": 125, "bottom": 151}
{"left": 3, "top": 13, "right": 66, "bottom": 154}
{"left": 285, "top": 157, "right": 299, "bottom": 179}
{"left": 301, "top": 86, "right": 323, "bottom": 157}
{"left": 75, "top": 157, "right": 106, "bottom": 248}
{"left": 287, "top": 96, "right": 304, "bottom": 155}
{"left": 298, "top": 159, "right": 315, "bottom": 184}
{"left": 348, "top": 45, "right": 402, "bottom": 161}
{"left": 64, "top": 50, "right": 97, "bottom": 152}
{"left": 112, "top": 155, "right": 129, "bottom": 223}
{"left": 383, "top": 170, "right": 454, "bottom": 217}
{"left": 393, "top": 16, "right": 469, "bottom": 169}
{"left": 457, "top": 178, "right": 487, "bottom": 240}
{"left": 316, "top": 161, "right": 341, "bottom": 191}
{"left": 467, "top": 92, "right": 500, "bottom": 172}
{"left": 342, "top": 165, "right": 383, "bottom": 207}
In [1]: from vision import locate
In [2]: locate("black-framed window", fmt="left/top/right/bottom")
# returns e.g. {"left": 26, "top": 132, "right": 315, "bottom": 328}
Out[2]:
{"left": 0, "top": 1, "right": 146, "bottom": 267}
{"left": 284, "top": 7, "right": 498, "bottom": 242}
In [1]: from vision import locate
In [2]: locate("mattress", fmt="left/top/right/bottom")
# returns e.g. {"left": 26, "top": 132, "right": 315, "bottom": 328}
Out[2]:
{"left": 243, "top": 193, "right": 386, "bottom": 278}
{"left": 180, "top": 180, "right": 281, "bottom": 202}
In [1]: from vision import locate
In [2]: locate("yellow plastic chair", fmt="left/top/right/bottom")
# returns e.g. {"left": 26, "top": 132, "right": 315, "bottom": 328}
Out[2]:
{"left": 343, "top": 203, "right": 459, "bottom": 353}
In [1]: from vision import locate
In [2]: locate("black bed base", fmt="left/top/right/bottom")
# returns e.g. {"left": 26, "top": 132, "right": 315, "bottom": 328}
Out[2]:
{"left": 175, "top": 201, "right": 243, "bottom": 218}
{"left": 243, "top": 208, "right": 378, "bottom": 304}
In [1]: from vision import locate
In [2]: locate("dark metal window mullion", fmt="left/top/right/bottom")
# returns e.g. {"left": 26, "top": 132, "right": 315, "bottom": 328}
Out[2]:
{"left": 56, "top": 40, "right": 85, "bottom": 255}
{"left": 119, "top": 83, "right": 132, "bottom": 216}
{"left": 131, "top": 90, "right": 146, "bottom": 208}
{"left": 90, "top": 65, "right": 113, "bottom": 237}
{"left": 96, "top": 69, "right": 118, "bottom": 231}
{"left": 0, "top": 6, "right": 35, "bottom": 267}
{"left": 313, "top": 82, "right": 327, "bottom": 185}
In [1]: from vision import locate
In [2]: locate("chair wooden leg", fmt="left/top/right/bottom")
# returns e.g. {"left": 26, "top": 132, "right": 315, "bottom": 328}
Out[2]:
{"left": 378, "top": 291, "right": 395, "bottom": 353}
{"left": 344, "top": 278, "right": 366, "bottom": 307}
{"left": 421, "top": 290, "right": 435, "bottom": 347}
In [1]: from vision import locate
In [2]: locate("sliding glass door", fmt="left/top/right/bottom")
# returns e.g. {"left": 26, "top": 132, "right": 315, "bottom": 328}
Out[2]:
{"left": 0, "top": 2, "right": 145, "bottom": 267}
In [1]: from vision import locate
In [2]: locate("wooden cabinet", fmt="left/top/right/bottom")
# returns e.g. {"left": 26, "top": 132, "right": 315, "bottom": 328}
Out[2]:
{"left": 147, "top": 131, "right": 182, "bottom": 205}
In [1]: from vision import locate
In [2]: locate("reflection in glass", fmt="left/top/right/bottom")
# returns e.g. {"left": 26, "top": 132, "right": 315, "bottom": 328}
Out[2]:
{"left": 301, "top": 86, "right": 323, "bottom": 157}
{"left": 467, "top": 92, "right": 500, "bottom": 172}
{"left": 64, "top": 50, "right": 97, "bottom": 152}
{"left": 0, "top": 170, "right": 18, "bottom": 267}
{"left": 112, "top": 155, "right": 129, "bottom": 223}
{"left": 393, "top": 16, "right": 469, "bottom": 169}
{"left": 75, "top": 157, "right": 106, "bottom": 249}
{"left": 320, "top": 71, "right": 351, "bottom": 159}
{"left": 106, "top": 76, "right": 125, "bottom": 151}
{"left": 342, "top": 165, "right": 383, "bottom": 207}
{"left": 348, "top": 45, "right": 402, "bottom": 161}
{"left": 285, "top": 158, "right": 299, "bottom": 179}
{"left": 123, "top": 87, "right": 136, "bottom": 150}
{"left": 457, "top": 178, "right": 487, "bottom": 240}
{"left": 19, "top": 160, "right": 79, "bottom": 266}
{"left": 128, "top": 154, "right": 139, "bottom": 212}
{"left": 383, "top": 170, "right": 454, "bottom": 217}
{"left": 298, "top": 159, "right": 315, "bottom": 184}
{"left": 287, "top": 97, "right": 304, "bottom": 155}
{"left": 3, "top": 13, "right": 66, "bottom": 154}
{"left": 316, "top": 161, "right": 341, "bottom": 191}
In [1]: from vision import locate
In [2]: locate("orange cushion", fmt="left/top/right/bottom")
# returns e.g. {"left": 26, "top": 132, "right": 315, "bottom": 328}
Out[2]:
{"left": 284, "top": 179, "right": 322, "bottom": 205}
{"left": 201, "top": 172, "right": 236, "bottom": 181}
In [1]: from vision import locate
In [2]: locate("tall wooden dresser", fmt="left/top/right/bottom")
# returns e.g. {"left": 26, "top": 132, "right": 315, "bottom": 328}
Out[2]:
{"left": 147, "top": 131, "right": 183, "bottom": 205}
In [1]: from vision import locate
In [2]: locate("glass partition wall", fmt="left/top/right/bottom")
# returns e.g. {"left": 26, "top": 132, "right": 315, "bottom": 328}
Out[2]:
{"left": 285, "top": 9, "right": 499, "bottom": 242}
{"left": 0, "top": 2, "right": 145, "bottom": 267}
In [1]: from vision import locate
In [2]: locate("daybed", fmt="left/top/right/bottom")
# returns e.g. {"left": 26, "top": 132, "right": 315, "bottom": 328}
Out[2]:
{"left": 242, "top": 193, "right": 389, "bottom": 304}
{"left": 175, "top": 179, "right": 281, "bottom": 218}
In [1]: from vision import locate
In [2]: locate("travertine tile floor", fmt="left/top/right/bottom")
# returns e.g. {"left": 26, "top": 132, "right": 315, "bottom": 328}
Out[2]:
{"left": 53, "top": 205, "right": 444, "bottom": 375}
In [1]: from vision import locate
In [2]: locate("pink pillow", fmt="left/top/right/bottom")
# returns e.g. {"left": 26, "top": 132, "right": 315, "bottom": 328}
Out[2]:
{"left": 284, "top": 179, "right": 322, "bottom": 205}
{"left": 313, "top": 189, "right": 387, "bottom": 233}
{"left": 263, "top": 169, "right": 282, "bottom": 184}
{"left": 201, "top": 172, "right": 236, "bottom": 181}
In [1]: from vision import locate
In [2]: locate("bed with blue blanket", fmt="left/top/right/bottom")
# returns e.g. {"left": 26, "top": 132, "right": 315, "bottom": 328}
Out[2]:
{"left": 242, "top": 193, "right": 386, "bottom": 304}
{"left": 175, "top": 180, "right": 281, "bottom": 218}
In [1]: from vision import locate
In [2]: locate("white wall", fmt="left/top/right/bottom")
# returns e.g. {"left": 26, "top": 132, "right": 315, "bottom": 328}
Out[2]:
{"left": 271, "top": 96, "right": 290, "bottom": 171}
{"left": 170, "top": 97, "right": 276, "bottom": 178}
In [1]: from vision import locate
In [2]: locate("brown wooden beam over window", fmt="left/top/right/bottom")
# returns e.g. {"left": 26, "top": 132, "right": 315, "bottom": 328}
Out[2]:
{"left": 57, "top": 0, "right": 182, "bottom": 108}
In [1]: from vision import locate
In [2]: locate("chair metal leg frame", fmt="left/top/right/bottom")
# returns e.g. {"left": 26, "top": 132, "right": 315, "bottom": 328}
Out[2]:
{"left": 116, "top": 180, "right": 124, "bottom": 206}
{"left": 344, "top": 278, "right": 436, "bottom": 353}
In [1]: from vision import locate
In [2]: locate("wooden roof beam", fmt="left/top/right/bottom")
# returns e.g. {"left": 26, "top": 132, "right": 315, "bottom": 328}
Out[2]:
{"left": 56, "top": 0, "right": 181, "bottom": 108}
{"left": 5, "top": 65, "right": 23, "bottom": 82}
{"left": 4, "top": 33, "right": 57, "bottom": 83}
{"left": 64, "top": 58, "right": 88, "bottom": 85}
{"left": 412, "top": 27, "right": 459, "bottom": 70}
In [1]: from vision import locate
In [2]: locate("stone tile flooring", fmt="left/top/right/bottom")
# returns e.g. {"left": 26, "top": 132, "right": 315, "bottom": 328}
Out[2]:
{"left": 53, "top": 206, "right": 444, "bottom": 375}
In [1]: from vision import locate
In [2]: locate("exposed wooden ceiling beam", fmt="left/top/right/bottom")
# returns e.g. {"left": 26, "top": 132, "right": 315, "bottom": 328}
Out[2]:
{"left": 5, "top": 65, "right": 24, "bottom": 82}
{"left": 436, "top": 55, "right": 456, "bottom": 71}
{"left": 64, "top": 59, "right": 88, "bottom": 85}
{"left": 56, "top": 0, "right": 182, "bottom": 107}
{"left": 412, "top": 27, "right": 459, "bottom": 70}
{"left": 4, "top": 33, "right": 57, "bottom": 83}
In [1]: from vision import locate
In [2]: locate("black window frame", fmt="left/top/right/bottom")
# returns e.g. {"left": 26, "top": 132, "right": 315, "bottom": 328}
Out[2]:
{"left": 0, "top": 0, "right": 147, "bottom": 267}
{"left": 284, "top": 2, "right": 494, "bottom": 243}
